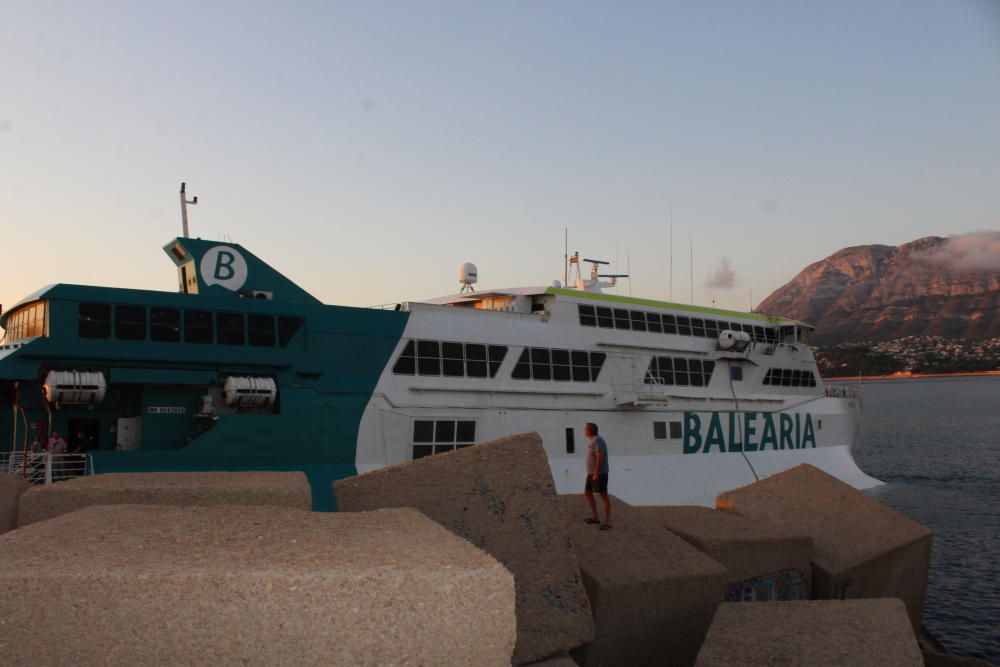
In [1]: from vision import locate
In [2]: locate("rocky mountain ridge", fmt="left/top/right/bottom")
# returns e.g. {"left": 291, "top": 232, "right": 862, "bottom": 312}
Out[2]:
{"left": 758, "top": 235, "right": 1000, "bottom": 345}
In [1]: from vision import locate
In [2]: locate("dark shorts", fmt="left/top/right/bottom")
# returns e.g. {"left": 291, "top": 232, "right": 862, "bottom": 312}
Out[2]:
{"left": 585, "top": 473, "right": 609, "bottom": 494}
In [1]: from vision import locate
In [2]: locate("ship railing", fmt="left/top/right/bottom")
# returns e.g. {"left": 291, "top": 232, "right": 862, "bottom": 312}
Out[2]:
{"left": 824, "top": 384, "right": 861, "bottom": 400}
{"left": 0, "top": 452, "right": 93, "bottom": 485}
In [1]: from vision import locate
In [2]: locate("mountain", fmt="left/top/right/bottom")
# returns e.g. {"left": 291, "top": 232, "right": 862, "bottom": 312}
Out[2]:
{"left": 758, "top": 234, "right": 1000, "bottom": 345}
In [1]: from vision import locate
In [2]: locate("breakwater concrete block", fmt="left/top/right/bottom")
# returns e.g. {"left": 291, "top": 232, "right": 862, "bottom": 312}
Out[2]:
{"left": 18, "top": 471, "right": 312, "bottom": 526}
{"left": 557, "top": 494, "right": 728, "bottom": 667}
{"left": 634, "top": 505, "right": 812, "bottom": 601}
{"left": 695, "top": 599, "right": 923, "bottom": 666}
{"left": 334, "top": 432, "right": 594, "bottom": 664}
{"left": 716, "top": 464, "right": 932, "bottom": 628}
{"left": 0, "top": 475, "right": 31, "bottom": 534}
{"left": 0, "top": 505, "right": 516, "bottom": 666}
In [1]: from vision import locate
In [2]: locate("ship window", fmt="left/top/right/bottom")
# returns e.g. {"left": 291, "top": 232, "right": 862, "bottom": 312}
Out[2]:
{"left": 578, "top": 305, "right": 597, "bottom": 327}
{"left": 488, "top": 345, "right": 507, "bottom": 377}
{"left": 653, "top": 421, "right": 667, "bottom": 440}
{"left": 630, "top": 310, "right": 647, "bottom": 332}
{"left": 613, "top": 308, "right": 630, "bottom": 330}
{"left": 645, "top": 356, "right": 717, "bottom": 387}
{"left": 413, "top": 420, "right": 434, "bottom": 443}
{"left": 530, "top": 348, "right": 552, "bottom": 380}
{"left": 690, "top": 359, "right": 705, "bottom": 386}
{"left": 753, "top": 326, "right": 766, "bottom": 343}
{"left": 115, "top": 305, "right": 146, "bottom": 340}
{"left": 669, "top": 421, "right": 682, "bottom": 439}
{"left": 571, "top": 350, "right": 590, "bottom": 382}
{"left": 595, "top": 307, "right": 614, "bottom": 328}
{"left": 589, "top": 352, "right": 606, "bottom": 380}
{"left": 441, "top": 342, "right": 465, "bottom": 377}
{"left": 278, "top": 317, "right": 304, "bottom": 347}
{"left": 79, "top": 303, "right": 111, "bottom": 339}
{"left": 184, "top": 310, "right": 213, "bottom": 344}
{"left": 691, "top": 318, "right": 706, "bottom": 337}
{"left": 417, "top": 340, "right": 441, "bottom": 376}
{"left": 646, "top": 312, "right": 662, "bottom": 333}
{"left": 705, "top": 320, "right": 719, "bottom": 338}
{"left": 150, "top": 308, "right": 180, "bottom": 342}
{"left": 248, "top": 315, "right": 276, "bottom": 347}
{"left": 512, "top": 349, "right": 531, "bottom": 379}
{"left": 412, "top": 419, "right": 476, "bottom": 459}
{"left": 731, "top": 366, "right": 743, "bottom": 381}
{"left": 465, "top": 343, "right": 487, "bottom": 378}
{"left": 674, "top": 358, "right": 690, "bottom": 385}
{"left": 676, "top": 316, "right": 692, "bottom": 337}
{"left": 5, "top": 301, "right": 48, "bottom": 342}
{"left": 565, "top": 427, "right": 575, "bottom": 454}
{"left": 456, "top": 420, "right": 476, "bottom": 443}
{"left": 393, "top": 340, "right": 416, "bottom": 375}
{"left": 661, "top": 314, "right": 678, "bottom": 335}
{"left": 552, "top": 348, "right": 571, "bottom": 381}
{"left": 216, "top": 312, "right": 245, "bottom": 346}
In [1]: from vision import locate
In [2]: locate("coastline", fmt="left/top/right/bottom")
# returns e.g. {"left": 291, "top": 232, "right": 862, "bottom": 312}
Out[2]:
{"left": 823, "top": 370, "right": 1000, "bottom": 381}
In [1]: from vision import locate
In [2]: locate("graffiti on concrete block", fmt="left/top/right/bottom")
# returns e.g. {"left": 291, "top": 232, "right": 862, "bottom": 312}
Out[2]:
{"left": 725, "top": 569, "right": 808, "bottom": 602}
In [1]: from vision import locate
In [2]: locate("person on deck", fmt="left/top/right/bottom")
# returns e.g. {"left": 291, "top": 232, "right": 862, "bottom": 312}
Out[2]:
{"left": 47, "top": 431, "right": 67, "bottom": 481}
{"left": 583, "top": 422, "right": 612, "bottom": 530}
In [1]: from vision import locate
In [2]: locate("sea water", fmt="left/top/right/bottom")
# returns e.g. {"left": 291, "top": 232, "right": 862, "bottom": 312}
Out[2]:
{"left": 851, "top": 376, "right": 999, "bottom": 662}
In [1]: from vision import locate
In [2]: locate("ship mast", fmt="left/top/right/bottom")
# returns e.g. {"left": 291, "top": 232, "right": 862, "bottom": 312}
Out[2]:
{"left": 180, "top": 182, "right": 198, "bottom": 238}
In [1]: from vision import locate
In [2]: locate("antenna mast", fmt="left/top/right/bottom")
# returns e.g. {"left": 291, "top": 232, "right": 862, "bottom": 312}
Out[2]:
{"left": 669, "top": 207, "right": 673, "bottom": 301}
{"left": 689, "top": 236, "right": 694, "bottom": 304}
{"left": 180, "top": 182, "right": 198, "bottom": 238}
{"left": 564, "top": 228, "right": 568, "bottom": 288}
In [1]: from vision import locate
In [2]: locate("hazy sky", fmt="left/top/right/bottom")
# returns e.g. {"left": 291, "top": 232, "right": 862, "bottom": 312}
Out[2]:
{"left": 2, "top": 1, "right": 998, "bottom": 314}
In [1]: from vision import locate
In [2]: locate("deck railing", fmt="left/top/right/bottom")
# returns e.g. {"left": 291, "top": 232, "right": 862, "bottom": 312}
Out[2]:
{"left": 1, "top": 452, "right": 92, "bottom": 484}
{"left": 824, "top": 384, "right": 861, "bottom": 400}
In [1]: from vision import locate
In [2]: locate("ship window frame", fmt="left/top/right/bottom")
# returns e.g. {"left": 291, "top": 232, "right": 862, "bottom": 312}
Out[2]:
{"left": 578, "top": 304, "right": 597, "bottom": 327}
{"left": 247, "top": 314, "right": 276, "bottom": 347}
{"left": 676, "top": 316, "right": 692, "bottom": 337}
{"left": 184, "top": 309, "right": 213, "bottom": 344}
{"left": 277, "top": 316, "right": 304, "bottom": 347}
{"left": 646, "top": 312, "right": 662, "bottom": 333}
{"left": 6, "top": 300, "right": 49, "bottom": 343}
{"left": 412, "top": 419, "right": 476, "bottom": 459}
{"left": 661, "top": 314, "right": 678, "bottom": 335}
{"left": 150, "top": 307, "right": 181, "bottom": 343}
{"left": 630, "top": 310, "right": 647, "bottom": 332}
{"left": 613, "top": 308, "right": 630, "bottom": 330}
{"left": 393, "top": 340, "right": 417, "bottom": 375}
{"left": 653, "top": 421, "right": 667, "bottom": 440}
{"left": 690, "top": 318, "right": 706, "bottom": 338}
{"left": 595, "top": 307, "right": 614, "bottom": 328}
{"left": 114, "top": 305, "right": 147, "bottom": 341}
{"left": 216, "top": 311, "right": 245, "bottom": 346}
{"left": 78, "top": 302, "right": 111, "bottom": 339}
{"left": 441, "top": 341, "right": 465, "bottom": 377}
{"left": 669, "top": 421, "right": 682, "bottom": 439}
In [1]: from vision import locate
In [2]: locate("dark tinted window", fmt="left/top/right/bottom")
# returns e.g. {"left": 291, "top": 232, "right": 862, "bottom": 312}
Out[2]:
{"left": 589, "top": 352, "right": 606, "bottom": 380}
{"left": 150, "top": 308, "right": 180, "bottom": 342}
{"left": 691, "top": 318, "right": 706, "bottom": 337}
{"left": 596, "top": 307, "right": 614, "bottom": 328}
{"left": 412, "top": 445, "right": 433, "bottom": 459}
{"left": 417, "top": 340, "right": 441, "bottom": 376}
{"left": 512, "top": 349, "right": 531, "bottom": 379}
{"left": 630, "top": 310, "right": 647, "bottom": 332}
{"left": 216, "top": 312, "right": 245, "bottom": 346}
{"left": 434, "top": 420, "right": 456, "bottom": 443}
{"left": 248, "top": 315, "right": 275, "bottom": 347}
{"left": 613, "top": 308, "right": 630, "bottom": 330}
{"left": 393, "top": 340, "right": 416, "bottom": 375}
{"left": 441, "top": 342, "right": 464, "bottom": 377}
{"left": 552, "top": 348, "right": 571, "bottom": 381}
{"left": 578, "top": 304, "right": 597, "bottom": 327}
{"left": 184, "top": 310, "right": 213, "bottom": 344}
{"left": 530, "top": 347, "right": 551, "bottom": 380}
{"left": 662, "top": 314, "right": 678, "bottom": 334}
{"left": 646, "top": 312, "right": 662, "bottom": 333}
{"left": 465, "top": 343, "right": 487, "bottom": 378}
{"left": 653, "top": 422, "right": 667, "bottom": 440}
{"left": 413, "top": 420, "right": 434, "bottom": 443}
{"left": 488, "top": 345, "right": 507, "bottom": 377}
{"left": 676, "top": 316, "right": 692, "bottom": 336}
{"left": 278, "top": 317, "right": 304, "bottom": 347}
{"left": 115, "top": 305, "right": 146, "bottom": 340}
{"left": 669, "top": 421, "right": 682, "bottom": 439}
{"left": 456, "top": 420, "right": 476, "bottom": 443}
{"left": 78, "top": 303, "right": 111, "bottom": 339}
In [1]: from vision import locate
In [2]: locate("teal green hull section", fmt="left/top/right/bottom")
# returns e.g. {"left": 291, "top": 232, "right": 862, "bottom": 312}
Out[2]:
{"left": 0, "top": 239, "right": 409, "bottom": 511}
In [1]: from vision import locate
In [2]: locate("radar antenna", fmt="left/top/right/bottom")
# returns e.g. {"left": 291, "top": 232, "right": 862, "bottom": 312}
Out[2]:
{"left": 180, "top": 182, "right": 198, "bottom": 238}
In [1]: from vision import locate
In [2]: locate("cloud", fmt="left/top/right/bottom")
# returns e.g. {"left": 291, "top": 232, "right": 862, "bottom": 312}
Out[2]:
{"left": 705, "top": 258, "right": 737, "bottom": 289}
{"left": 915, "top": 231, "right": 1000, "bottom": 273}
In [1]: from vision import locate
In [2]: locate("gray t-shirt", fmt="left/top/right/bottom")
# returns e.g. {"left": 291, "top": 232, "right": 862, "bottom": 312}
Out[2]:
{"left": 586, "top": 435, "right": 610, "bottom": 475}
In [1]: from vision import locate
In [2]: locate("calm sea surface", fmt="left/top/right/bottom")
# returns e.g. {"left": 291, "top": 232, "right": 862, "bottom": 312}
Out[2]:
{"left": 849, "top": 376, "right": 999, "bottom": 662}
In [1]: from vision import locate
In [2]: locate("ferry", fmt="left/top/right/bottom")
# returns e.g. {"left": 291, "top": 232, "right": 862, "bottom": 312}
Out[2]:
{"left": 0, "top": 230, "right": 880, "bottom": 509}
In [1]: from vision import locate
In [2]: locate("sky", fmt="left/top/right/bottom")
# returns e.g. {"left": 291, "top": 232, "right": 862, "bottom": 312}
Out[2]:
{"left": 2, "top": 1, "right": 999, "bottom": 314}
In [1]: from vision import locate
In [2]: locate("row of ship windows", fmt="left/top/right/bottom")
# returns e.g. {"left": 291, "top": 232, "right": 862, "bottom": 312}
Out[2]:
{"left": 578, "top": 304, "right": 780, "bottom": 343}
{"left": 3, "top": 301, "right": 48, "bottom": 343}
{"left": 392, "top": 341, "right": 509, "bottom": 378}
{"left": 77, "top": 303, "right": 303, "bottom": 348}
{"left": 511, "top": 348, "right": 606, "bottom": 382}
{"left": 644, "top": 357, "right": 717, "bottom": 387}
{"left": 763, "top": 368, "right": 818, "bottom": 388}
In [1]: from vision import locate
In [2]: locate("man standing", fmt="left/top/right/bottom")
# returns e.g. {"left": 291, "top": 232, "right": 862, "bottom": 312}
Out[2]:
{"left": 583, "top": 422, "right": 612, "bottom": 530}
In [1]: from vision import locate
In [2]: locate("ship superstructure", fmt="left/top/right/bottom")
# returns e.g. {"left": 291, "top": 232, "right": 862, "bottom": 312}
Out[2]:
{"left": 0, "top": 238, "right": 878, "bottom": 508}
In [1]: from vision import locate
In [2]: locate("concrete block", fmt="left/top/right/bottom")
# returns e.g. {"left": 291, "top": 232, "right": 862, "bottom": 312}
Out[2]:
{"left": 0, "top": 505, "right": 516, "bottom": 666}
{"left": 334, "top": 432, "right": 594, "bottom": 664}
{"left": 717, "top": 464, "right": 932, "bottom": 628}
{"left": 635, "top": 505, "right": 812, "bottom": 601}
{"left": 557, "top": 494, "right": 728, "bottom": 667}
{"left": 18, "top": 471, "right": 312, "bottom": 526}
{"left": 695, "top": 599, "right": 923, "bottom": 666}
{"left": 0, "top": 474, "right": 31, "bottom": 534}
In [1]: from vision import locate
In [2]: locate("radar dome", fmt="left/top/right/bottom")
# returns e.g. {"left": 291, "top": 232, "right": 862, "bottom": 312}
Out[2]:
{"left": 459, "top": 262, "right": 478, "bottom": 285}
